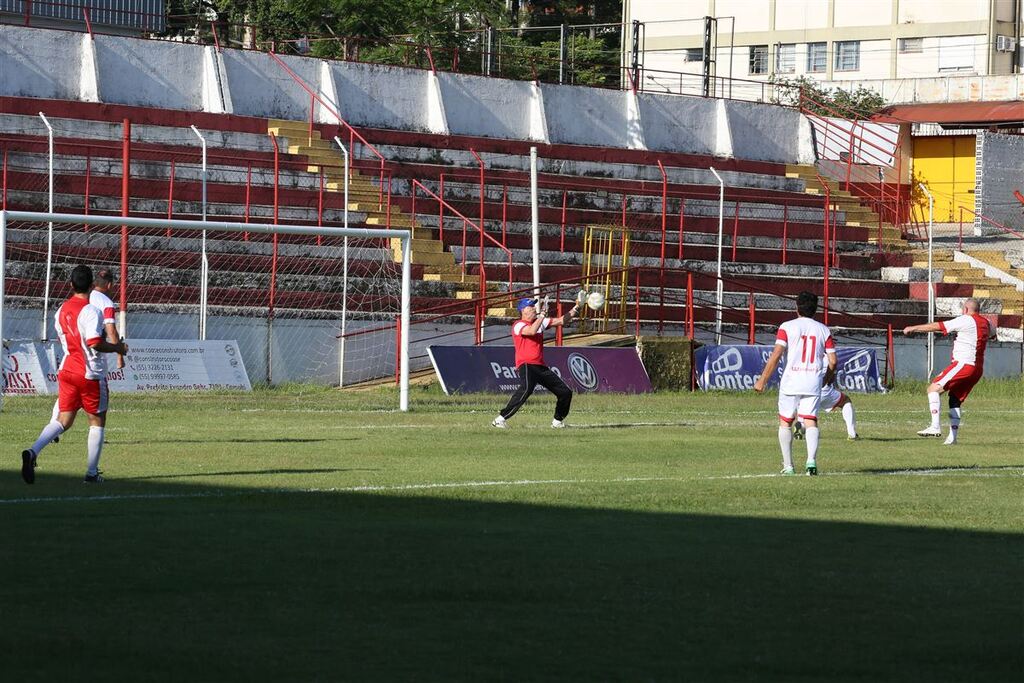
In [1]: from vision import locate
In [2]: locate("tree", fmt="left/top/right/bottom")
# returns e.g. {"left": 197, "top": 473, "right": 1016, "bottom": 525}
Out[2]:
{"left": 771, "top": 76, "right": 886, "bottom": 120}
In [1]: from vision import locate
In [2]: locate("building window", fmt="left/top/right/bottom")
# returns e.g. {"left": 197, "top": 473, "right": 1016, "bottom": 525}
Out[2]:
{"left": 807, "top": 42, "right": 827, "bottom": 73}
{"left": 899, "top": 38, "right": 923, "bottom": 53}
{"left": 938, "top": 35, "right": 975, "bottom": 72}
{"left": 749, "top": 45, "right": 769, "bottom": 75}
{"left": 776, "top": 44, "right": 796, "bottom": 74}
{"left": 835, "top": 41, "right": 860, "bottom": 71}
{"left": 683, "top": 48, "right": 704, "bottom": 62}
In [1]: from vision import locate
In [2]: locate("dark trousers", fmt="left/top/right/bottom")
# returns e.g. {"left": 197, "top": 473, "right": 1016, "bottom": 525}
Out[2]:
{"left": 500, "top": 363, "right": 572, "bottom": 421}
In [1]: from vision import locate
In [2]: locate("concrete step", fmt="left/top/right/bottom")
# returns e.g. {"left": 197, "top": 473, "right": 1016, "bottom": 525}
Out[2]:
{"left": 423, "top": 272, "right": 479, "bottom": 285}
{"left": 389, "top": 237, "right": 443, "bottom": 253}
{"left": 393, "top": 250, "right": 455, "bottom": 266}
{"left": 370, "top": 215, "right": 416, "bottom": 228}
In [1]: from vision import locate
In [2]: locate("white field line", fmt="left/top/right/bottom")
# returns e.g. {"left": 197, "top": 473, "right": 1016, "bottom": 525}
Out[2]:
{"left": 0, "top": 468, "right": 1021, "bottom": 506}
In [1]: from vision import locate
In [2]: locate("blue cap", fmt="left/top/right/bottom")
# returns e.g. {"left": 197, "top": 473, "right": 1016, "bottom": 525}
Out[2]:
{"left": 516, "top": 297, "right": 537, "bottom": 312}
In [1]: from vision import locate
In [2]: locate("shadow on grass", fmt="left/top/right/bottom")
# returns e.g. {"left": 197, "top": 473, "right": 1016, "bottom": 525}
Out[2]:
{"left": 122, "top": 467, "right": 379, "bottom": 481}
{"left": 111, "top": 437, "right": 343, "bottom": 445}
{"left": 0, "top": 473, "right": 1020, "bottom": 682}
{"left": 857, "top": 464, "right": 1023, "bottom": 475}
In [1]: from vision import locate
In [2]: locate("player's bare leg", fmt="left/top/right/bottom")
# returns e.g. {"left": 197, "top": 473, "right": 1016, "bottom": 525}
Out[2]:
{"left": 21, "top": 410, "right": 76, "bottom": 484}
{"left": 803, "top": 417, "right": 820, "bottom": 475}
{"left": 778, "top": 417, "right": 796, "bottom": 474}
{"left": 83, "top": 411, "right": 107, "bottom": 482}
{"left": 918, "top": 382, "right": 944, "bottom": 437}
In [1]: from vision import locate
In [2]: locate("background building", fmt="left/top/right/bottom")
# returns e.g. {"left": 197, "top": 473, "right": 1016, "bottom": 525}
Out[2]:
{"left": 624, "top": 0, "right": 1022, "bottom": 91}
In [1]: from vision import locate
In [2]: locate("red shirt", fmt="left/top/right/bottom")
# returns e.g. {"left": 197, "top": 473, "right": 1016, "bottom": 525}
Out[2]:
{"left": 56, "top": 296, "right": 105, "bottom": 379}
{"left": 512, "top": 318, "right": 549, "bottom": 367}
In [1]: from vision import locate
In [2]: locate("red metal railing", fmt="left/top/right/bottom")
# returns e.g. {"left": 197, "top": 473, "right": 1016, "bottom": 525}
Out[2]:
{"left": 409, "top": 179, "right": 514, "bottom": 290}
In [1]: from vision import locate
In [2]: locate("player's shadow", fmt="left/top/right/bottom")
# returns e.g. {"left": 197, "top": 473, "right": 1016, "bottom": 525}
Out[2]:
{"left": 122, "top": 467, "right": 379, "bottom": 481}
{"left": 0, "top": 472, "right": 1019, "bottom": 682}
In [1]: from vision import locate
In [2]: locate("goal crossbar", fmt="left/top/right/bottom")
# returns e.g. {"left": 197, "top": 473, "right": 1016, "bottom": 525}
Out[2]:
{"left": 0, "top": 210, "right": 414, "bottom": 411}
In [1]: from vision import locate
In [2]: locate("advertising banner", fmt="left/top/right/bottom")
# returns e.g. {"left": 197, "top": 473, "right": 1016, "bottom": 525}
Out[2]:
{"left": 427, "top": 345, "right": 653, "bottom": 395}
{"left": 695, "top": 345, "right": 885, "bottom": 393}
{"left": 2, "top": 339, "right": 251, "bottom": 396}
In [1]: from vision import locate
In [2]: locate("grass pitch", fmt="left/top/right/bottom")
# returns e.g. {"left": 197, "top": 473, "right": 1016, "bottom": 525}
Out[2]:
{"left": 1, "top": 381, "right": 1021, "bottom": 681}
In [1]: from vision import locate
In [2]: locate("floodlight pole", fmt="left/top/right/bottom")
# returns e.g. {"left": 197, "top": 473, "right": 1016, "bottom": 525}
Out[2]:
{"left": 1, "top": 210, "right": 7, "bottom": 408}
{"left": 39, "top": 112, "right": 54, "bottom": 340}
{"left": 919, "top": 183, "right": 935, "bottom": 377}
{"left": 334, "top": 136, "right": 350, "bottom": 387}
{"left": 530, "top": 146, "right": 540, "bottom": 295}
{"left": 190, "top": 125, "right": 209, "bottom": 340}
{"left": 710, "top": 166, "right": 725, "bottom": 345}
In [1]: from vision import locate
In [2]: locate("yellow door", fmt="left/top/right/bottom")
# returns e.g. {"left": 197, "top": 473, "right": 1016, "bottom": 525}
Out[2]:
{"left": 912, "top": 136, "right": 976, "bottom": 223}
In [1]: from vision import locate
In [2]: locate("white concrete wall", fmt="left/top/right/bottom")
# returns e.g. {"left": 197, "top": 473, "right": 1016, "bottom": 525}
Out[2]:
{"left": 723, "top": 100, "right": 809, "bottom": 163}
{"left": 541, "top": 84, "right": 637, "bottom": 149}
{"left": 0, "top": 25, "right": 83, "bottom": 100}
{"left": 221, "top": 50, "right": 319, "bottom": 121}
{"left": 331, "top": 61, "right": 434, "bottom": 132}
{"left": 0, "top": 24, "right": 820, "bottom": 164}
{"left": 437, "top": 72, "right": 539, "bottom": 142}
{"left": 636, "top": 92, "right": 717, "bottom": 156}
{"left": 93, "top": 34, "right": 205, "bottom": 111}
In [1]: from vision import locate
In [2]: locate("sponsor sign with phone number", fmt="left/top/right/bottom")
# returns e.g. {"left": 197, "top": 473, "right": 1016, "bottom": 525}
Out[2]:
{"left": 2, "top": 339, "right": 251, "bottom": 395}
{"left": 695, "top": 344, "right": 885, "bottom": 392}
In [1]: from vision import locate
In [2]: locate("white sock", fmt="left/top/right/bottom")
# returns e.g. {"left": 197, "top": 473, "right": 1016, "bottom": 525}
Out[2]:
{"left": 87, "top": 426, "right": 104, "bottom": 476}
{"left": 928, "top": 392, "right": 941, "bottom": 430}
{"left": 778, "top": 426, "right": 793, "bottom": 470}
{"left": 948, "top": 408, "right": 961, "bottom": 441}
{"left": 30, "top": 421, "right": 64, "bottom": 457}
{"left": 805, "top": 427, "right": 820, "bottom": 465}
{"left": 842, "top": 402, "right": 857, "bottom": 437}
{"left": 50, "top": 400, "right": 60, "bottom": 423}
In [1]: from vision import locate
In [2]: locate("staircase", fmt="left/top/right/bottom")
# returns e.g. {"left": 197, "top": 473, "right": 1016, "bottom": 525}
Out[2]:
{"left": 267, "top": 120, "right": 514, "bottom": 315}
{"left": 911, "top": 249, "right": 1023, "bottom": 323}
{"left": 786, "top": 165, "right": 907, "bottom": 249}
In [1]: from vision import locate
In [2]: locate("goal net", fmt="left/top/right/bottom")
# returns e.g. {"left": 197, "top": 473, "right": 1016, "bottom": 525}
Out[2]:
{"left": 1, "top": 210, "right": 411, "bottom": 410}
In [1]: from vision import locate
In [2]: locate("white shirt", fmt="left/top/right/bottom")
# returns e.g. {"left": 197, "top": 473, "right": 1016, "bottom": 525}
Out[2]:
{"left": 774, "top": 316, "right": 836, "bottom": 395}
{"left": 89, "top": 289, "right": 117, "bottom": 326}
{"left": 939, "top": 314, "right": 989, "bottom": 366}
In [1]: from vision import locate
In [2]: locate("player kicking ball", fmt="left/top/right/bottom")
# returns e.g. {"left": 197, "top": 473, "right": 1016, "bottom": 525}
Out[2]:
{"left": 492, "top": 293, "right": 582, "bottom": 429}
{"left": 19, "top": 265, "right": 128, "bottom": 484}
{"left": 903, "top": 298, "right": 990, "bottom": 445}
{"left": 754, "top": 291, "right": 837, "bottom": 476}
{"left": 793, "top": 384, "right": 858, "bottom": 441}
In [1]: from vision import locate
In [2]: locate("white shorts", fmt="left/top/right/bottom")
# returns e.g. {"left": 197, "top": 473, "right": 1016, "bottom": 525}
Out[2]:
{"left": 820, "top": 385, "right": 845, "bottom": 412}
{"left": 778, "top": 393, "right": 820, "bottom": 424}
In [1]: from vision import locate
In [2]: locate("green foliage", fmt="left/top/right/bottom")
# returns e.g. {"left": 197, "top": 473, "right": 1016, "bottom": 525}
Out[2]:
{"left": 772, "top": 75, "right": 887, "bottom": 120}
{"left": 160, "top": 0, "right": 622, "bottom": 87}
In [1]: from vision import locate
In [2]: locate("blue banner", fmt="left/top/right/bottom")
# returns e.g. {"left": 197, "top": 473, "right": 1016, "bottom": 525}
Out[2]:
{"left": 696, "top": 345, "right": 885, "bottom": 393}
{"left": 427, "top": 345, "right": 653, "bottom": 395}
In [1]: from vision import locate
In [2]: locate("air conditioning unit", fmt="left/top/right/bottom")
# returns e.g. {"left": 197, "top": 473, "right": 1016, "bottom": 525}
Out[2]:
{"left": 995, "top": 35, "right": 1016, "bottom": 52}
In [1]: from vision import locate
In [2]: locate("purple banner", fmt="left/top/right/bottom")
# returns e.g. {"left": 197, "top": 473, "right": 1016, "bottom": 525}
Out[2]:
{"left": 427, "top": 345, "right": 653, "bottom": 395}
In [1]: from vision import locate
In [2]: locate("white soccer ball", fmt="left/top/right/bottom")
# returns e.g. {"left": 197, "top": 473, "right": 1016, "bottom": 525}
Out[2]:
{"left": 586, "top": 291, "right": 606, "bottom": 311}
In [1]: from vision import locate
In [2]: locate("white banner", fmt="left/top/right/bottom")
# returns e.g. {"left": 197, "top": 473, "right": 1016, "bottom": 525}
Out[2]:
{"left": 2, "top": 339, "right": 251, "bottom": 395}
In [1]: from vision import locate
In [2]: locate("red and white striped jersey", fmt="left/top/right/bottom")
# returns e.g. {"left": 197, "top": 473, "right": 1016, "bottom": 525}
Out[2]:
{"left": 55, "top": 296, "right": 106, "bottom": 380}
{"left": 89, "top": 289, "right": 117, "bottom": 326}
{"left": 939, "top": 314, "right": 989, "bottom": 367}
{"left": 775, "top": 316, "right": 836, "bottom": 395}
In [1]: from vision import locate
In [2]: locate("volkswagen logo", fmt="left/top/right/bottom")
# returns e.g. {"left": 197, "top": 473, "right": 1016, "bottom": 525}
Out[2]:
{"left": 567, "top": 353, "right": 599, "bottom": 391}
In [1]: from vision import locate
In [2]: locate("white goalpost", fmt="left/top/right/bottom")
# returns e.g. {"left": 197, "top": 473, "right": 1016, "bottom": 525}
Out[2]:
{"left": 0, "top": 210, "right": 413, "bottom": 411}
